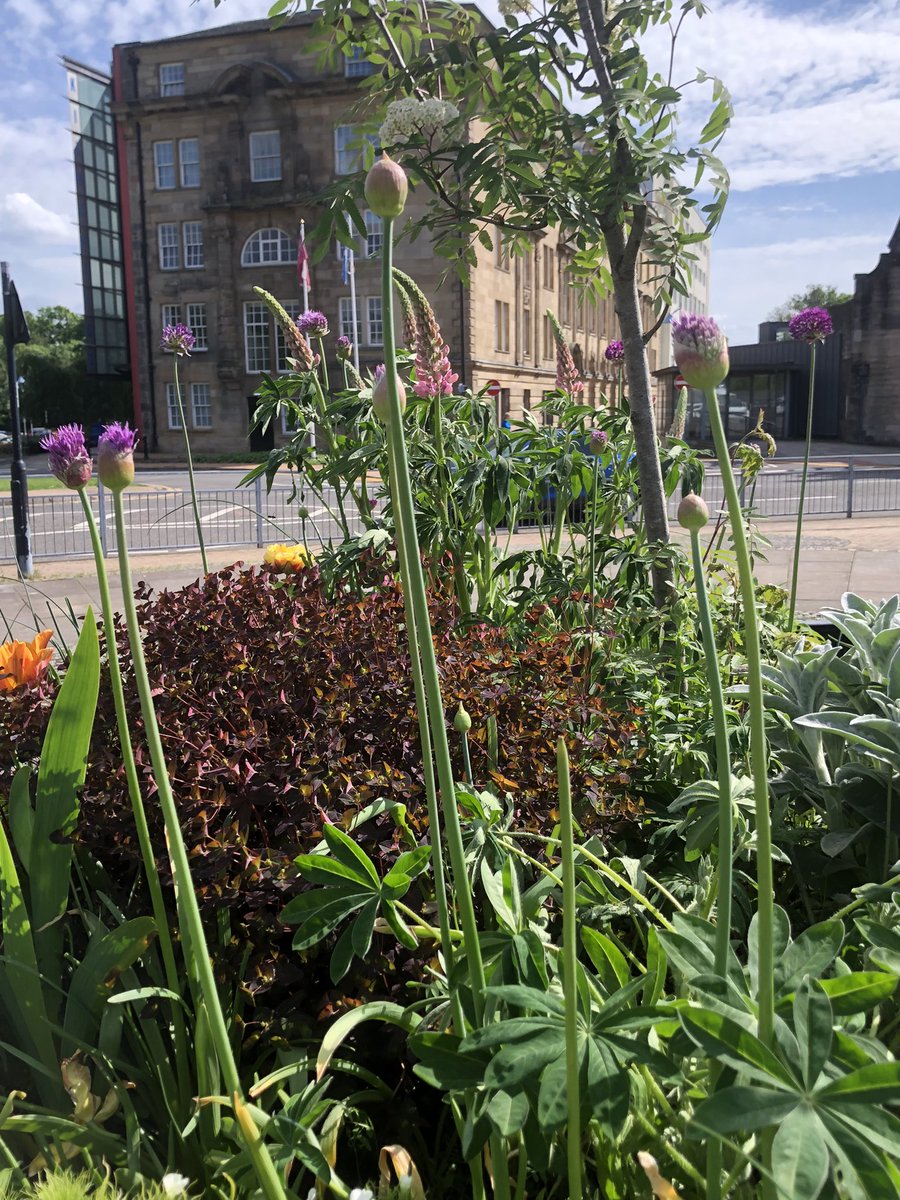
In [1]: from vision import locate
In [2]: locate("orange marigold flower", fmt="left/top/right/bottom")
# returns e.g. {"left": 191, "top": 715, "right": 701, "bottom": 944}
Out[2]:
{"left": 0, "top": 630, "right": 54, "bottom": 690}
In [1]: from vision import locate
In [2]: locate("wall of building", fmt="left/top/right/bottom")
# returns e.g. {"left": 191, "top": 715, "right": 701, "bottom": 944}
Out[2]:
{"left": 838, "top": 221, "right": 900, "bottom": 444}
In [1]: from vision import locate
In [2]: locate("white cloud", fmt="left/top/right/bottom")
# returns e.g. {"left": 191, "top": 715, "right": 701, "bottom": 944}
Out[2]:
{"left": 711, "top": 231, "right": 889, "bottom": 345}
{"left": 1, "top": 193, "right": 73, "bottom": 242}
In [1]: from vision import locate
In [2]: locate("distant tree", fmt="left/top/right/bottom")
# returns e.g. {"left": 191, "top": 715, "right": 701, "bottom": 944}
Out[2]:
{"left": 768, "top": 283, "right": 852, "bottom": 322}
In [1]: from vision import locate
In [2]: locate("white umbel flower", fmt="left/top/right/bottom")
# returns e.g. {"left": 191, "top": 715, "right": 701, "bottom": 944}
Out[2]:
{"left": 379, "top": 97, "right": 459, "bottom": 146}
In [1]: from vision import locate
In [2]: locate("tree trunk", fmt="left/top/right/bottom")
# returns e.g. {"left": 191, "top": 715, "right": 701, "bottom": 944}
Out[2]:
{"left": 603, "top": 216, "right": 674, "bottom": 606}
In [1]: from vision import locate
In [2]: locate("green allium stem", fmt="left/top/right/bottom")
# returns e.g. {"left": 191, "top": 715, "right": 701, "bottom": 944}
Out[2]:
{"left": 173, "top": 356, "right": 209, "bottom": 576}
{"left": 79, "top": 489, "right": 190, "bottom": 1110}
{"left": 788, "top": 341, "right": 817, "bottom": 627}
{"left": 380, "top": 217, "right": 487, "bottom": 1015}
{"left": 703, "top": 386, "right": 775, "bottom": 1056}
{"left": 112, "top": 493, "right": 289, "bottom": 1200}
{"left": 588, "top": 456, "right": 600, "bottom": 629}
{"left": 557, "top": 738, "right": 583, "bottom": 1200}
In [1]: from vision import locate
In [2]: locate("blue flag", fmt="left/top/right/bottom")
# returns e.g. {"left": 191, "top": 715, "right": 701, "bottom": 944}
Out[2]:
{"left": 341, "top": 246, "right": 351, "bottom": 286}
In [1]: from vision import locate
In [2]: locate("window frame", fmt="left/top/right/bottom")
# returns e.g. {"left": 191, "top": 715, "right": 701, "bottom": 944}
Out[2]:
{"left": 366, "top": 295, "right": 384, "bottom": 347}
{"left": 165, "top": 382, "right": 182, "bottom": 429}
{"left": 158, "top": 223, "right": 179, "bottom": 271}
{"left": 190, "top": 382, "right": 212, "bottom": 429}
{"left": 244, "top": 301, "right": 271, "bottom": 373}
{"left": 183, "top": 221, "right": 204, "bottom": 270}
{"left": 160, "top": 304, "right": 182, "bottom": 341}
{"left": 338, "top": 296, "right": 362, "bottom": 346}
{"left": 249, "top": 130, "right": 282, "bottom": 183}
{"left": 495, "top": 300, "right": 510, "bottom": 354}
{"left": 344, "top": 46, "right": 376, "bottom": 78}
{"left": 334, "top": 124, "right": 379, "bottom": 175}
{"left": 364, "top": 210, "right": 384, "bottom": 259}
{"left": 240, "top": 228, "right": 295, "bottom": 267}
{"left": 186, "top": 302, "right": 208, "bottom": 351}
{"left": 153, "top": 140, "right": 175, "bottom": 190}
{"left": 179, "top": 138, "right": 200, "bottom": 188}
{"left": 159, "top": 63, "right": 185, "bottom": 97}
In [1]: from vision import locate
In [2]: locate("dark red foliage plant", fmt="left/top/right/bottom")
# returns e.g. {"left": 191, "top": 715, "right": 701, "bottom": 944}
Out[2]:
{"left": 0, "top": 564, "right": 640, "bottom": 1033}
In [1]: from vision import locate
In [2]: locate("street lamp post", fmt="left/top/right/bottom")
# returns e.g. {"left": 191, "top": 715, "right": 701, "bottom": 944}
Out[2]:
{"left": 2, "top": 262, "right": 34, "bottom": 578}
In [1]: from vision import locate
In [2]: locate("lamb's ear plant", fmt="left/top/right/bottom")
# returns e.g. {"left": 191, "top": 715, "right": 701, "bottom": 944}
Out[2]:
{"left": 93, "top": 422, "right": 295, "bottom": 1200}
{"left": 672, "top": 315, "right": 776, "bottom": 1193}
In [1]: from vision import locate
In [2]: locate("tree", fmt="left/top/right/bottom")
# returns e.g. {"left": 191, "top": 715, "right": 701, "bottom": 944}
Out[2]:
{"left": 26, "top": 306, "right": 84, "bottom": 346}
{"left": 768, "top": 283, "right": 852, "bottom": 322}
{"left": 272, "top": 0, "right": 732, "bottom": 605}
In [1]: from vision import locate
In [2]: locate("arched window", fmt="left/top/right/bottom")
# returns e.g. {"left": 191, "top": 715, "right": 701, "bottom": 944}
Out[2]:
{"left": 241, "top": 228, "right": 296, "bottom": 267}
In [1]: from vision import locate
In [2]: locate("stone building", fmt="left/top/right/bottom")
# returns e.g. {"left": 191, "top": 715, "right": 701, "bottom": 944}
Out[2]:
{"left": 835, "top": 219, "right": 900, "bottom": 444}
{"left": 83, "top": 14, "right": 665, "bottom": 455}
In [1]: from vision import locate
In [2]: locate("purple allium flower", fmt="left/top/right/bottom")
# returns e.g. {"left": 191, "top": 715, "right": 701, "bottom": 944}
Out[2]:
{"left": 97, "top": 422, "right": 139, "bottom": 492}
{"left": 604, "top": 340, "right": 624, "bottom": 363}
{"left": 335, "top": 335, "right": 353, "bottom": 361}
{"left": 671, "top": 313, "right": 729, "bottom": 390}
{"left": 296, "top": 310, "right": 330, "bottom": 338}
{"left": 41, "top": 424, "right": 92, "bottom": 490}
{"left": 788, "top": 306, "right": 833, "bottom": 344}
{"left": 160, "top": 324, "right": 195, "bottom": 356}
{"left": 587, "top": 428, "right": 608, "bottom": 456}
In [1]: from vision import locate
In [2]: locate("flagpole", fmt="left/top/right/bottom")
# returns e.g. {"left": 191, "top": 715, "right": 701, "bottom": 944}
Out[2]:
{"left": 346, "top": 216, "right": 360, "bottom": 373}
{"left": 1, "top": 262, "right": 33, "bottom": 579}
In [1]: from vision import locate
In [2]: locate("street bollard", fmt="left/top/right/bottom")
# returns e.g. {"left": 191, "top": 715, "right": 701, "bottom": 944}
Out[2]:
{"left": 846, "top": 457, "right": 854, "bottom": 519}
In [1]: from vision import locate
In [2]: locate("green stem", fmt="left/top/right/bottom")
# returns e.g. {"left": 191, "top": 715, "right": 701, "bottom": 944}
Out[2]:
{"left": 557, "top": 739, "right": 583, "bottom": 1200}
{"left": 173, "top": 356, "right": 209, "bottom": 576}
{"left": 79, "top": 490, "right": 190, "bottom": 1110}
{"left": 588, "top": 456, "right": 599, "bottom": 629}
{"left": 380, "top": 217, "right": 487, "bottom": 1017}
{"left": 690, "top": 528, "right": 734, "bottom": 978}
{"left": 703, "top": 387, "right": 775, "bottom": 1054}
{"left": 112, "top": 492, "right": 288, "bottom": 1200}
{"left": 788, "top": 341, "right": 817, "bottom": 628}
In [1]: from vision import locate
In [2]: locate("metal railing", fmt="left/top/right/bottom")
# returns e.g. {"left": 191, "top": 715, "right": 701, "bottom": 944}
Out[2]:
{"left": 0, "top": 478, "right": 362, "bottom": 564}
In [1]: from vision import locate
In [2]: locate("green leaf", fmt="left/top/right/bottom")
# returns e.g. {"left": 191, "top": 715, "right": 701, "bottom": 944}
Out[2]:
{"left": 31, "top": 612, "right": 100, "bottom": 972}
{"left": 289, "top": 894, "right": 365, "bottom": 951}
{"left": 321, "top": 822, "right": 380, "bottom": 886}
{"left": 536, "top": 1052, "right": 570, "bottom": 1131}
{"left": 776, "top": 920, "right": 844, "bottom": 997}
{"left": 63, "top": 917, "right": 157, "bottom": 1050}
{"left": 691, "top": 1085, "right": 798, "bottom": 1136}
{"left": 410, "top": 1032, "right": 489, "bottom": 1091}
{"left": 486, "top": 1088, "right": 530, "bottom": 1137}
{"left": 329, "top": 921, "right": 356, "bottom": 983}
{"left": 582, "top": 928, "right": 630, "bottom": 991}
{"left": 484, "top": 1032, "right": 562, "bottom": 1091}
{"left": 793, "top": 978, "right": 833, "bottom": 1090}
{"left": 819, "top": 971, "right": 897, "bottom": 1015}
{"left": 292, "top": 852, "right": 372, "bottom": 889}
{"left": 349, "top": 896, "right": 379, "bottom": 960}
{"left": 7, "top": 766, "right": 33, "bottom": 876}
{"left": 680, "top": 1007, "right": 796, "bottom": 1089}
{"left": 818, "top": 1060, "right": 900, "bottom": 1106}
{"left": 316, "top": 1002, "right": 421, "bottom": 1080}
{"left": 772, "top": 1106, "right": 830, "bottom": 1200}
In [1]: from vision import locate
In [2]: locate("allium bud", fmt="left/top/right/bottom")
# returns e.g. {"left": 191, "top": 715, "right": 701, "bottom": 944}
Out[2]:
{"left": 335, "top": 335, "right": 353, "bottom": 362}
{"left": 788, "top": 306, "right": 833, "bottom": 344}
{"left": 453, "top": 703, "right": 472, "bottom": 734}
{"left": 41, "top": 424, "right": 92, "bottom": 490}
{"left": 372, "top": 364, "right": 408, "bottom": 423}
{"left": 298, "top": 505, "right": 310, "bottom": 520}
{"left": 604, "top": 340, "right": 624, "bottom": 363}
{"left": 671, "top": 314, "right": 729, "bottom": 391}
{"left": 97, "top": 422, "right": 139, "bottom": 492}
{"left": 297, "top": 310, "right": 329, "bottom": 338}
{"left": 364, "top": 153, "right": 408, "bottom": 219}
{"left": 677, "top": 492, "right": 710, "bottom": 531}
{"left": 587, "top": 429, "right": 608, "bottom": 456}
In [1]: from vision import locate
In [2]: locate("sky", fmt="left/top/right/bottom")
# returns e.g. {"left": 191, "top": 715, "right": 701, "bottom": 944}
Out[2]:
{"left": 0, "top": 0, "right": 897, "bottom": 347}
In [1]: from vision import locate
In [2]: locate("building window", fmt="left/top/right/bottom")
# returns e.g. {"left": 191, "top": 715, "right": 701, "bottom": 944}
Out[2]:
{"left": 523, "top": 388, "right": 531, "bottom": 412}
{"left": 244, "top": 302, "right": 271, "bottom": 373}
{"left": 495, "top": 301, "right": 510, "bottom": 353}
{"left": 522, "top": 308, "right": 531, "bottom": 357}
{"left": 496, "top": 240, "right": 510, "bottom": 272}
{"left": 543, "top": 245, "right": 554, "bottom": 289}
{"left": 275, "top": 302, "right": 302, "bottom": 371}
{"left": 364, "top": 210, "right": 383, "bottom": 258}
{"left": 183, "top": 222, "right": 204, "bottom": 269}
{"left": 161, "top": 304, "right": 182, "bottom": 338}
{"left": 153, "top": 141, "right": 175, "bottom": 190}
{"left": 344, "top": 46, "right": 376, "bottom": 78}
{"left": 249, "top": 130, "right": 282, "bottom": 182}
{"left": 159, "top": 63, "right": 184, "bottom": 97}
{"left": 576, "top": 291, "right": 585, "bottom": 331}
{"left": 367, "top": 296, "right": 383, "bottom": 346}
{"left": 339, "top": 296, "right": 362, "bottom": 346}
{"left": 241, "top": 227, "right": 295, "bottom": 266}
{"left": 523, "top": 250, "right": 532, "bottom": 290}
{"left": 165, "top": 382, "right": 182, "bottom": 429}
{"left": 334, "top": 124, "right": 379, "bottom": 174}
{"left": 191, "top": 382, "right": 212, "bottom": 429}
{"left": 542, "top": 314, "right": 554, "bottom": 360}
{"left": 179, "top": 138, "right": 200, "bottom": 188}
{"left": 186, "top": 302, "right": 208, "bottom": 351}
{"left": 158, "top": 223, "right": 179, "bottom": 270}
{"left": 560, "top": 271, "right": 571, "bottom": 324}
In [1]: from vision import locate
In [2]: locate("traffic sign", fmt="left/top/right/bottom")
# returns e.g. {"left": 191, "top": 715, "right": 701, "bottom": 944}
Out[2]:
{"left": 486, "top": 379, "right": 502, "bottom": 398}
{"left": 674, "top": 374, "right": 688, "bottom": 390}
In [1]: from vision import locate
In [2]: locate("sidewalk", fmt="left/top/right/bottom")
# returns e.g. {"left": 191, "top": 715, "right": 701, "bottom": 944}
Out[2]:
{"left": 0, "top": 514, "right": 897, "bottom": 643}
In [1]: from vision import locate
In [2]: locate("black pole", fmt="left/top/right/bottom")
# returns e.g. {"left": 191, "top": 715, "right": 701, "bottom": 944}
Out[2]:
{"left": 1, "top": 262, "right": 33, "bottom": 578}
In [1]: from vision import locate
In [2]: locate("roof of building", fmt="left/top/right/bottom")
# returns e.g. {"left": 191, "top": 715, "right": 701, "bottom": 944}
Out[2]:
{"left": 114, "top": 12, "right": 316, "bottom": 53}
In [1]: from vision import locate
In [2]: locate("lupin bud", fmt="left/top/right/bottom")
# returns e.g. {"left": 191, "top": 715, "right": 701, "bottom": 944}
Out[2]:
{"left": 677, "top": 492, "right": 710, "bottom": 532}
{"left": 364, "top": 152, "right": 408, "bottom": 219}
{"left": 453, "top": 703, "right": 472, "bottom": 734}
{"left": 372, "top": 365, "right": 408, "bottom": 423}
